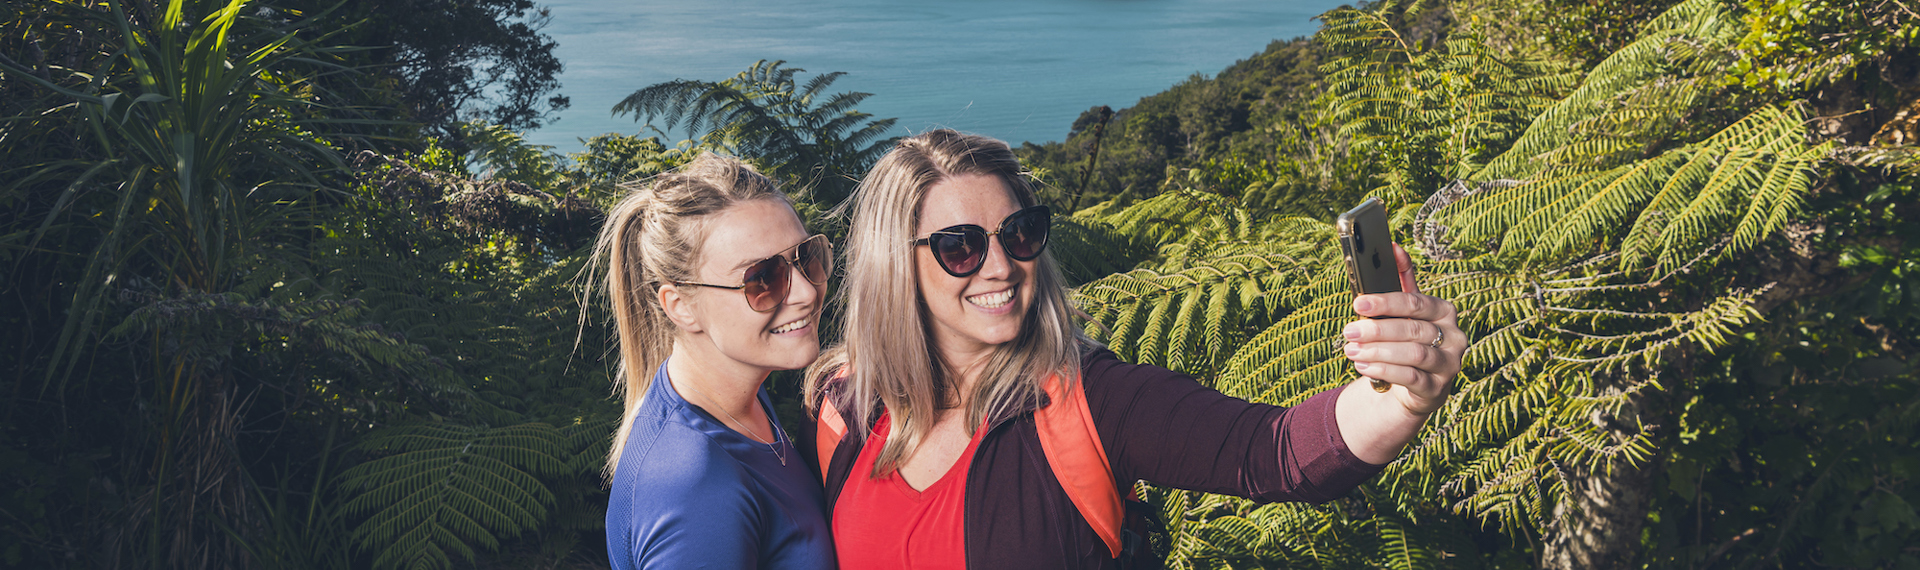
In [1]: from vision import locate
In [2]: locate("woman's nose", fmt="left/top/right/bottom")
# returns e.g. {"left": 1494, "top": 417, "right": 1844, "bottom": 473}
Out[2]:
{"left": 786, "top": 263, "right": 821, "bottom": 306}
{"left": 974, "top": 237, "right": 1014, "bottom": 280}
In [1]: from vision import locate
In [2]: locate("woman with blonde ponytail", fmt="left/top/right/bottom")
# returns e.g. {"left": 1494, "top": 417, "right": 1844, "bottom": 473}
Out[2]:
{"left": 597, "top": 154, "right": 836, "bottom": 569}
{"left": 807, "top": 130, "right": 1468, "bottom": 569}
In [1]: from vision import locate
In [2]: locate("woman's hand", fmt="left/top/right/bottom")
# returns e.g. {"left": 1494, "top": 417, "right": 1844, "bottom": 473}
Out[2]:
{"left": 1334, "top": 244, "right": 1463, "bottom": 464}
{"left": 1342, "top": 244, "right": 1462, "bottom": 416}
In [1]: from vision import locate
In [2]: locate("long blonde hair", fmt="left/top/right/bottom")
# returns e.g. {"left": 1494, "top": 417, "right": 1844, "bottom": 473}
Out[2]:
{"left": 806, "top": 129, "right": 1088, "bottom": 477}
{"left": 592, "top": 153, "right": 791, "bottom": 477}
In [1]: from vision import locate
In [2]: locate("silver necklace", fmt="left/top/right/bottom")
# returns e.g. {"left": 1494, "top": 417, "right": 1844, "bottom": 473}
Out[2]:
{"left": 680, "top": 381, "right": 789, "bottom": 466}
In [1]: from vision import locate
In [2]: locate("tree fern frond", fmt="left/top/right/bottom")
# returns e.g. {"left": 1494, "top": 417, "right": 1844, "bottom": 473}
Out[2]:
{"left": 1052, "top": 215, "right": 1153, "bottom": 285}
{"left": 1075, "top": 251, "right": 1312, "bottom": 376}
{"left": 612, "top": 60, "right": 899, "bottom": 204}
{"left": 1375, "top": 515, "right": 1432, "bottom": 570}
{"left": 1437, "top": 104, "right": 1824, "bottom": 277}
{"left": 1090, "top": 188, "right": 1241, "bottom": 251}
{"left": 338, "top": 422, "right": 570, "bottom": 570}
{"left": 1472, "top": 0, "right": 1741, "bottom": 180}
{"left": 1214, "top": 291, "right": 1352, "bottom": 404}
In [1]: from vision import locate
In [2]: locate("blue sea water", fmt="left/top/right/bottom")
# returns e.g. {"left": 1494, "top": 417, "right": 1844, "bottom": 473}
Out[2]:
{"left": 526, "top": 0, "right": 1352, "bottom": 156}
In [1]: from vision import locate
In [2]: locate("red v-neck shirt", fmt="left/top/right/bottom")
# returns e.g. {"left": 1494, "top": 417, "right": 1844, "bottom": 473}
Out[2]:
{"left": 832, "top": 413, "right": 985, "bottom": 570}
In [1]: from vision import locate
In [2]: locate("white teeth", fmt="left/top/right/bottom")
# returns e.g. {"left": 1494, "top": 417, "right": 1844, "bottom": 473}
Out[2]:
{"left": 967, "top": 289, "right": 1014, "bottom": 308}
{"left": 771, "top": 319, "right": 808, "bottom": 334}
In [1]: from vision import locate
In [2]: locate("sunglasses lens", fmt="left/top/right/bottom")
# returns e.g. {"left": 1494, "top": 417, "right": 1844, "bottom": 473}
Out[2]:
{"left": 1001, "top": 207, "right": 1050, "bottom": 260}
{"left": 740, "top": 256, "right": 789, "bottom": 312}
{"left": 797, "top": 237, "right": 832, "bottom": 285}
{"left": 932, "top": 230, "right": 987, "bottom": 276}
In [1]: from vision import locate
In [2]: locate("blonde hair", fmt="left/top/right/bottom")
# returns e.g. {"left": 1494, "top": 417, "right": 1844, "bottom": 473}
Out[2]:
{"left": 806, "top": 129, "right": 1088, "bottom": 477}
{"left": 592, "top": 153, "right": 791, "bottom": 477}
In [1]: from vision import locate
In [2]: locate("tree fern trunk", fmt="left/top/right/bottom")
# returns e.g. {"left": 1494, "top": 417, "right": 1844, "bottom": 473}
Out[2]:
{"left": 1541, "top": 453, "right": 1655, "bottom": 569}
{"left": 1540, "top": 367, "right": 1662, "bottom": 570}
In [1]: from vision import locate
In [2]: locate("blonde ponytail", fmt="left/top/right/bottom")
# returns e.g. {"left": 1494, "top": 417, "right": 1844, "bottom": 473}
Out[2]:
{"left": 591, "top": 153, "right": 790, "bottom": 478}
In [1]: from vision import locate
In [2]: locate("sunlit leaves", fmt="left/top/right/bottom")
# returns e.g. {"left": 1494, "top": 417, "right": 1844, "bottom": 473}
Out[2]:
{"left": 1074, "top": 0, "right": 1839, "bottom": 566}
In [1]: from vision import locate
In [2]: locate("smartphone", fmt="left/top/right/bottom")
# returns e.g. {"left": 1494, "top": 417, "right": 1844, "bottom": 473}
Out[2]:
{"left": 1336, "top": 197, "right": 1400, "bottom": 393}
{"left": 1337, "top": 197, "right": 1402, "bottom": 296}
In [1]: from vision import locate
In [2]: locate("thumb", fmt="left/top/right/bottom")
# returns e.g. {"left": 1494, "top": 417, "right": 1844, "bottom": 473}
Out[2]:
{"left": 1394, "top": 244, "right": 1421, "bottom": 295}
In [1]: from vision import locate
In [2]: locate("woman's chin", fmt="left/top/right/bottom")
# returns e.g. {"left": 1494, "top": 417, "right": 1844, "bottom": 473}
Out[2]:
{"left": 766, "top": 345, "right": 822, "bottom": 371}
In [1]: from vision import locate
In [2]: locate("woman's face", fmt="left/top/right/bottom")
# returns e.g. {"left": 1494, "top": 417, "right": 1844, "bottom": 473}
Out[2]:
{"left": 914, "top": 174, "right": 1037, "bottom": 359}
{"left": 679, "top": 199, "right": 822, "bottom": 371}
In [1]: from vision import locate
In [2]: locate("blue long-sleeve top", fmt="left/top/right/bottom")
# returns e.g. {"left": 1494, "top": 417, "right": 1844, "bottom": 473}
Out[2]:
{"left": 606, "top": 361, "right": 836, "bottom": 569}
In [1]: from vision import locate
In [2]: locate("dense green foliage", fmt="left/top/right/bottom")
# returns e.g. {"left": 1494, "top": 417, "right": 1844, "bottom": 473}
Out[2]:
{"left": 2, "top": 1, "right": 601, "bottom": 567}
{"left": 4, "top": 0, "right": 1915, "bottom": 568}
{"left": 1045, "top": 0, "right": 1919, "bottom": 567}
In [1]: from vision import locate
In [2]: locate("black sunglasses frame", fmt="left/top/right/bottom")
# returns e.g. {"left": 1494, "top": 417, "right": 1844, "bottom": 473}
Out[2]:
{"left": 672, "top": 234, "right": 832, "bottom": 312}
{"left": 911, "top": 205, "right": 1052, "bottom": 277}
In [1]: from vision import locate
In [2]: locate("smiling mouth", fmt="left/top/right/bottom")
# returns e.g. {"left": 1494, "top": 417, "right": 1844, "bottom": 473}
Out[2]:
{"left": 771, "top": 318, "right": 810, "bottom": 334}
{"left": 967, "top": 288, "right": 1015, "bottom": 309}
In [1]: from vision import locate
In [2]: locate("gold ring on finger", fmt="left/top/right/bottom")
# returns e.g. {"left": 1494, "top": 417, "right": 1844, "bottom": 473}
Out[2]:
{"left": 1430, "top": 326, "right": 1444, "bottom": 348}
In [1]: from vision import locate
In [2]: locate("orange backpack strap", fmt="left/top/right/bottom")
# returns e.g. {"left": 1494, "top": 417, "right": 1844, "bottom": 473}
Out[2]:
{"left": 1035, "top": 373, "right": 1124, "bottom": 558}
{"left": 815, "top": 396, "right": 847, "bottom": 482}
{"left": 814, "top": 369, "right": 851, "bottom": 483}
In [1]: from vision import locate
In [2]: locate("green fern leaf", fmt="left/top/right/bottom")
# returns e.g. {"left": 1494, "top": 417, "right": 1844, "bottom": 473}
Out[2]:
{"left": 338, "top": 422, "right": 569, "bottom": 570}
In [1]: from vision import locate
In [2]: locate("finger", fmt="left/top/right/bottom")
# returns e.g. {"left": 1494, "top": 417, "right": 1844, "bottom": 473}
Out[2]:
{"left": 1352, "top": 291, "right": 1457, "bottom": 322}
{"left": 1345, "top": 340, "right": 1460, "bottom": 379}
{"left": 1344, "top": 317, "right": 1446, "bottom": 345}
{"left": 1352, "top": 361, "right": 1449, "bottom": 409}
{"left": 1394, "top": 244, "right": 1421, "bottom": 295}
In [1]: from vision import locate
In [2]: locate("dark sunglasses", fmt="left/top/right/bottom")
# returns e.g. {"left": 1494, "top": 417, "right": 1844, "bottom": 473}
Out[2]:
{"left": 911, "top": 205, "right": 1051, "bottom": 277}
{"left": 673, "top": 234, "right": 833, "bottom": 312}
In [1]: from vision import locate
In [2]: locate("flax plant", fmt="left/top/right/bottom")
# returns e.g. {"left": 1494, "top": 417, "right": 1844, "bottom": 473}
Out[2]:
{"left": 0, "top": 0, "right": 376, "bottom": 565}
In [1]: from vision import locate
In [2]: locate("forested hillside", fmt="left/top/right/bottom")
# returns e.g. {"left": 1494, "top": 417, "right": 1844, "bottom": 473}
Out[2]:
{"left": 1017, "top": 36, "right": 1334, "bottom": 212}
{"left": 3, "top": 0, "right": 1915, "bottom": 569}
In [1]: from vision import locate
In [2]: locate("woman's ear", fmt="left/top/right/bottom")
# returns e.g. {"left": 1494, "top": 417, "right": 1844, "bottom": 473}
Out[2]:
{"left": 658, "top": 284, "right": 704, "bottom": 333}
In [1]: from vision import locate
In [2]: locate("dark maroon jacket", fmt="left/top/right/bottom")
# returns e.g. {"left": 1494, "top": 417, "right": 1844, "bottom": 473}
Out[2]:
{"left": 801, "top": 349, "right": 1385, "bottom": 570}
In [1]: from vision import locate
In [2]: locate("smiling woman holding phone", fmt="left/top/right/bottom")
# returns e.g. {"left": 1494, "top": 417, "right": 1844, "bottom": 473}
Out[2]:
{"left": 596, "top": 154, "right": 837, "bottom": 569}
{"left": 805, "top": 129, "right": 1465, "bottom": 569}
